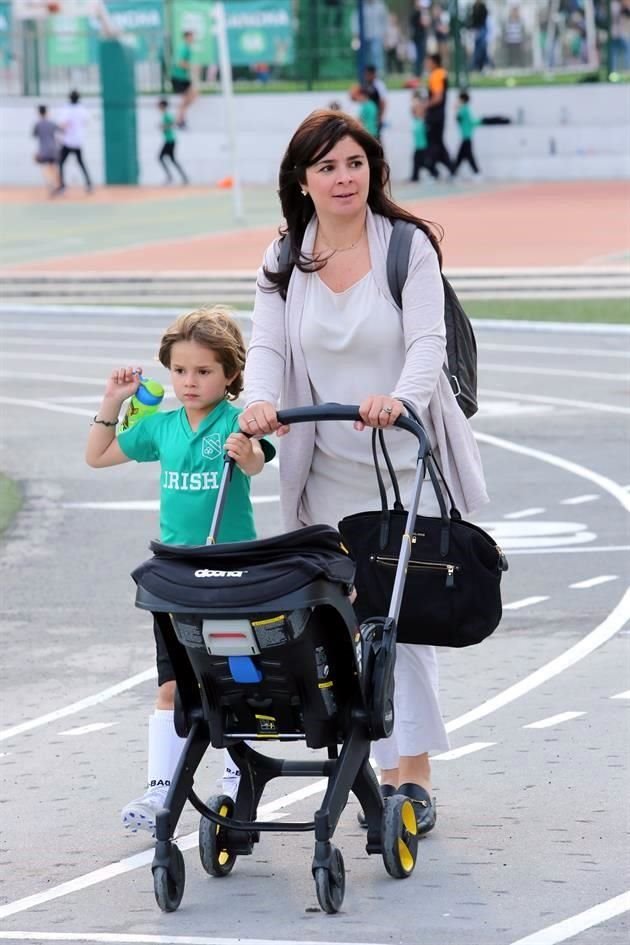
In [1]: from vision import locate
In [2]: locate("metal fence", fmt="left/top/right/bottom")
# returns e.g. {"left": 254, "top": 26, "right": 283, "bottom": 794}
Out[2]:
{"left": 0, "top": 0, "right": 623, "bottom": 98}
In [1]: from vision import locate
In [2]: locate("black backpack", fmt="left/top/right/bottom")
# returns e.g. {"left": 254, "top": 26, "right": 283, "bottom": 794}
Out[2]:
{"left": 386, "top": 220, "right": 478, "bottom": 419}
{"left": 278, "top": 219, "right": 478, "bottom": 418}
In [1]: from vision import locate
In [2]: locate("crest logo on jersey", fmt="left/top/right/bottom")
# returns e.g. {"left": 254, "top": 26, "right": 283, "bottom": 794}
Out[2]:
{"left": 202, "top": 434, "right": 222, "bottom": 460}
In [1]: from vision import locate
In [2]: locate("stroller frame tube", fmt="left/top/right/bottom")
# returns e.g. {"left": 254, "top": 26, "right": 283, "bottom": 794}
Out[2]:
{"left": 386, "top": 457, "right": 427, "bottom": 623}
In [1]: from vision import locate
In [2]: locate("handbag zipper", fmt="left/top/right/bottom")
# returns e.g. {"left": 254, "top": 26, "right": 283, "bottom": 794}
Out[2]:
{"left": 370, "top": 555, "right": 460, "bottom": 588}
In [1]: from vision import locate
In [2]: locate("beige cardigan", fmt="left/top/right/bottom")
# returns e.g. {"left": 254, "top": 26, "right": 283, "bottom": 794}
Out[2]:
{"left": 244, "top": 208, "right": 489, "bottom": 530}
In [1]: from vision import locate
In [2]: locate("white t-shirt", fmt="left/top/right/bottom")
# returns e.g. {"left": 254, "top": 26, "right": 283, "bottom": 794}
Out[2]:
{"left": 58, "top": 103, "right": 89, "bottom": 149}
{"left": 299, "top": 270, "right": 428, "bottom": 529}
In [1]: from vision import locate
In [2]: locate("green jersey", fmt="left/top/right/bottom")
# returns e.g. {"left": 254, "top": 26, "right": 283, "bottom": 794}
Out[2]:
{"left": 118, "top": 400, "right": 274, "bottom": 545}
{"left": 413, "top": 116, "right": 427, "bottom": 150}
{"left": 457, "top": 103, "right": 481, "bottom": 141}
{"left": 161, "top": 111, "right": 175, "bottom": 144}
{"left": 171, "top": 43, "right": 192, "bottom": 81}
{"left": 359, "top": 98, "right": 379, "bottom": 138}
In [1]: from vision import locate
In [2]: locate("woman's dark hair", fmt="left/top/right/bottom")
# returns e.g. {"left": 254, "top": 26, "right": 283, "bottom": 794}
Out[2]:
{"left": 263, "top": 109, "right": 443, "bottom": 297}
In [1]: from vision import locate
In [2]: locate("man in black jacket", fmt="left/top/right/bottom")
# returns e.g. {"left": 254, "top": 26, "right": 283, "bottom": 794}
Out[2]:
{"left": 471, "top": 0, "right": 489, "bottom": 71}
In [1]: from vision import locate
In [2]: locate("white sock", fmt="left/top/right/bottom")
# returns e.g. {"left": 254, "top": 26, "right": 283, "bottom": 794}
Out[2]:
{"left": 146, "top": 709, "right": 186, "bottom": 791}
{"left": 222, "top": 747, "right": 241, "bottom": 781}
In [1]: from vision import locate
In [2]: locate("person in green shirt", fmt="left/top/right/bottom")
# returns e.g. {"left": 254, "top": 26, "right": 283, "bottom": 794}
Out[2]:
{"left": 409, "top": 91, "right": 438, "bottom": 182}
{"left": 170, "top": 29, "right": 197, "bottom": 129}
{"left": 86, "top": 306, "right": 275, "bottom": 835}
{"left": 453, "top": 90, "right": 482, "bottom": 179}
{"left": 157, "top": 98, "right": 189, "bottom": 185}
{"left": 354, "top": 86, "right": 380, "bottom": 139}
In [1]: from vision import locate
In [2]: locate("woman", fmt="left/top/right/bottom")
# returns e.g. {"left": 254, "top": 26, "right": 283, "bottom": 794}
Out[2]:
{"left": 239, "top": 109, "right": 488, "bottom": 835}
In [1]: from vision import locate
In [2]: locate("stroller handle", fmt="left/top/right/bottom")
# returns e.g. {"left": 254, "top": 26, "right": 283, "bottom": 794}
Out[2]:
{"left": 276, "top": 403, "right": 430, "bottom": 457}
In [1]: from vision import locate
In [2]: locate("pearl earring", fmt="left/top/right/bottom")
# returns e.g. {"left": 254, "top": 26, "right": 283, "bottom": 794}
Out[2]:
{"left": 301, "top": 189, "right": 307, "bottom": 196}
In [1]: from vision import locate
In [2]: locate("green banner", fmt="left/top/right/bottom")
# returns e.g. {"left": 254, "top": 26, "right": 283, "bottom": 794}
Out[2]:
{"left": 226, "top": 0, "right": 293, "bottom": 66}
{"left": 46, "top": 15, "right": 90, "bottom": 67}
{"left": 0, "top": 2, "right": 10, "bottom": 68}
{"left": 172, "top": 0, "right": 216, "bottom": 67}
{"left": 104, "top": 1, "right": 164, "bottom": 62}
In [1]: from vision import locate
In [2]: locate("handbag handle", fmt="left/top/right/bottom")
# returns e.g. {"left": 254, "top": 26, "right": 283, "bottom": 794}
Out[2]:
{"left": 372, "top": 429, "right": 450, "bottom": 524}
{"left": 372, "top": 429, "right": 404, "bottom": 512}
{"left": 396, "top": 399, "right": 462, "bottom": 519}
{"left": 373, "top": 432, "right": 455, "bottom": 557}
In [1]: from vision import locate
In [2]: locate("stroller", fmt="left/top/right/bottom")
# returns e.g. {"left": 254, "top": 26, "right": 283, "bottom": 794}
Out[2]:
{"left": 131, "top": 404, "right": 431, "bottom": 914}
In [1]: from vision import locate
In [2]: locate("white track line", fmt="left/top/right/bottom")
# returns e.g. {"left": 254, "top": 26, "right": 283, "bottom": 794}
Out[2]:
{"left": 504, "top": 507, "right": 545, "bottom": 519}
{"left": 561, "top": 494, "right": 601, "bottom": 505}
{"left": 0, "top": 397, "right": 95, "bottom": 417}
{"left": 482, "top": 364, "right": 629, "bottom": 382}
{"left": 570, "top": 575, "right": 618, "bottom": 589}
{"left": 508, "top": 889, "right": 630, "bottom": 945}
{"left": 446, "top": 586, "right": 630, "bottom": 734}
{"left": 505, "top": 545, "right": 630, "bottom": 555}
{"left": 482, "top": 343, "right": 630, "bottom": 359}
{"left": 504, "top": 596, "right": 550, "bottom": 610}
{"left": 523, "top": 711, "right": 585, "bottom": 729}
{"left": 474, "top": 431, "right": 630, "bottom": 512}
{"left": 62, "top": 497, "right": 279, "bottom": 510}
{"left": 432, "top": 742, "right": 495, "bottom": 760}
{"left": 2, "top": 352, "right": 143, "bottom": 366}
{"left": 2, "top": 337, "right": 159, "bottom": 349}
{"left": 0, "top": 372, "right": 106, "bottom": 386}
{"left": 0, "top": 668, "right": 156, "bottom": 743}
{"left": 3, "top": 588, "right": 627, "bottom": 922}
{"left": 0, "top": 933, "right": 389, "bottom": 945}
{"left": 59, "top": 723, "right": 116, "bottom": 736}
{"left": 0, "top": 781, "right": 329, "bottom": 921}
{"left": 0, "top": 389, "right": 627, "bottom": 925}
{"left": 611, "top": 690, "right": 630, "bottom": 699}
{"left": 478, "top": 388, "right": 630, "bottom": 416}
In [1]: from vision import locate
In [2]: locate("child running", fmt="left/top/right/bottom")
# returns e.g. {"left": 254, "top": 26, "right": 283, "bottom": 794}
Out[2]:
{"left": 452, "top": 90, "right": 482, "bottom": 180}
{"left": 157, "top": 98, "right": 189, "bottom": 185}
{"left": 86, "top": 306, "right": 274, "bottom": 834}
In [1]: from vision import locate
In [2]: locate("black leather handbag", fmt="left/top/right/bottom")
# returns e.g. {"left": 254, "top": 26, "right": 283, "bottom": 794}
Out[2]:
{"left": 338, "top": 428, "right": 508, "bottom": 647}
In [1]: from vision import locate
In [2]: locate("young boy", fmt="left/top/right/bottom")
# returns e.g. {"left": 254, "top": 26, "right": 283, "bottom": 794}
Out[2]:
{"left": 410, "top": 92, "right": 436, "bottom": 182}
{"left": 86, "top": 307, "right": 274, "bottom": 834}
{"left": 354, "top": 86, "right": 380, "bottom": 139}
{"left": 158, "top": 98, "right": 189, "bottom": 185}
{"left": 32, "top": 104, "right": 60, "bottom": 194}
{"left": 452, "top": 90, "right": 482, "bottom": 179}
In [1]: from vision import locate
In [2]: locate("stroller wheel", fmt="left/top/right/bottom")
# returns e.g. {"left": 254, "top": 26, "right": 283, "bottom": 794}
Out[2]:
{"left": 199, "top": 794, "right": 237, "bottom": 877}
{"left": 314, "top": 846, "right": 345, "bottom": 914}
{"left": 381, "top": 795, "right": 419, "bottom": 879}
{"left": 153, "top": 843, "right": 186, "bottom": 912}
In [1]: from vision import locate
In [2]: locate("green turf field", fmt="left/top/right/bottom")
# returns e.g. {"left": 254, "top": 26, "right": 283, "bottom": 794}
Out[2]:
{"left": 0, "top": 473, "right": 21, "bottom": 538}
{"left": 465, "top": 298, "right": 630, "bottom": 324}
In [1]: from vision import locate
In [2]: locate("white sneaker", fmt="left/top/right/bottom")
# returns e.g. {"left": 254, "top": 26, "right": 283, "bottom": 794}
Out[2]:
{"left": 121, "top": 785, "right": 168, "bottom": 835}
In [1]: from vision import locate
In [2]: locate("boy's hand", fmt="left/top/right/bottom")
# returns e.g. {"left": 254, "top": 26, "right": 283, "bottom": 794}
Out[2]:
{"left": 225, "top": 432, "right": 264, "bottom": 476}
{"left": 103, "top": 366, "right": 142, "bottom": 405}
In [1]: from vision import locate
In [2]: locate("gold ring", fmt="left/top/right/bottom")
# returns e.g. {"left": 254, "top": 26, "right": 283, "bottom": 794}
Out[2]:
{"left": 381, "top": 406, "right": 393, "bottom": 415}
{"left": 247, "top": 418, "right": 257, "bottom": 425}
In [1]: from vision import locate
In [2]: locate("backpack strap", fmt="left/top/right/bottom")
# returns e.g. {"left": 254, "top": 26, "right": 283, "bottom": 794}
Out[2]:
{"left": 386, "top": 218, "right": 454, "bottom": 390}
{"left": 277, "top": 234, "right": 292, "bottom": 272}
{"left": 386, "top": 219, "right": 415, "bottom": 309}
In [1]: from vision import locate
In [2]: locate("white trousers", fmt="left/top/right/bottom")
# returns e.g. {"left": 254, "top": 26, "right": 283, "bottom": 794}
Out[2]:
{"left": 371, "top": 642, "right": 450, "bottom": 769}
{"left": 301, "top": 458, "right": 451, "bottom": 769}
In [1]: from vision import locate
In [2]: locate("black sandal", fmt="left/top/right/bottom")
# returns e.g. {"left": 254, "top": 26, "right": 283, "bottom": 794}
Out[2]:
{"left": 397, "top": 782, "right": 437, "bottom": 836}
{"left": 357, "top": 783, "right": 396, "bottom": 829}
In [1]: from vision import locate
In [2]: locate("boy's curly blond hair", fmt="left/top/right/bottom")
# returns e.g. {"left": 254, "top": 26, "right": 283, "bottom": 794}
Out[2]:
{"left": 158, "top": 306, "right": 246, "bottom": 400}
